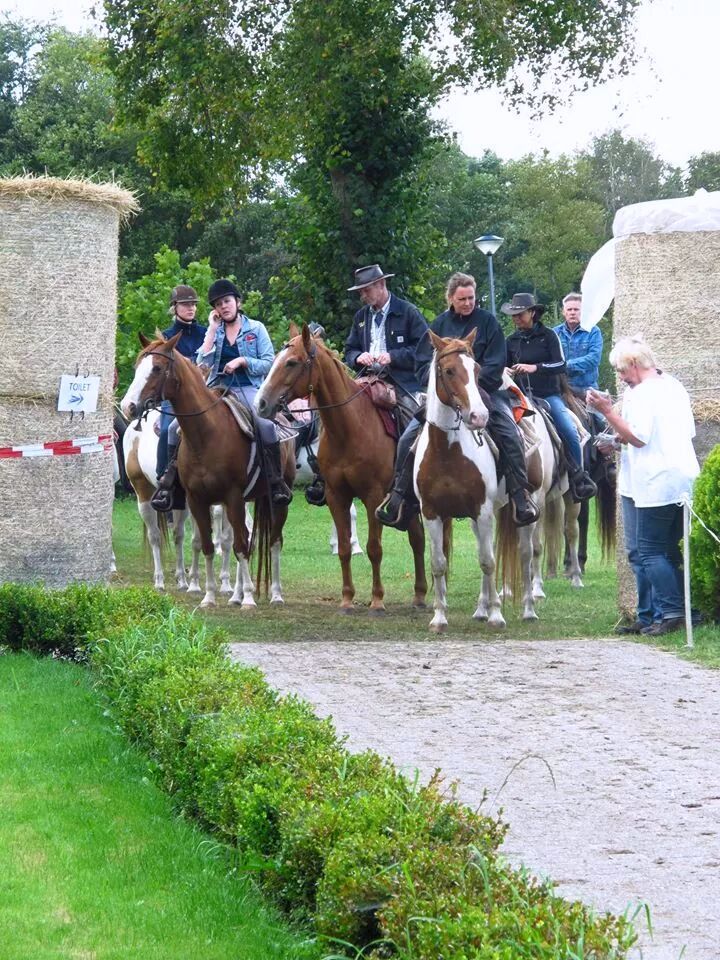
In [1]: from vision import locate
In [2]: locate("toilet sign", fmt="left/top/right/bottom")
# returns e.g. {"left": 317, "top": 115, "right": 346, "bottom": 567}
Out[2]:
{"left": 57, "top": 375, "right": 101, "bottom": 413}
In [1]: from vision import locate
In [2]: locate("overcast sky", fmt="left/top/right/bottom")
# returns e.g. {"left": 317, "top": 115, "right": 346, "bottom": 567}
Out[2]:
{"left": 5, "top": 0, "right": 717, "bottom": 168}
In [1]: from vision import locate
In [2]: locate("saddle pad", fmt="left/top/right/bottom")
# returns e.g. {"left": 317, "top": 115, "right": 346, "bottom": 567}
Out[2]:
{"left": 377, "top": 407, "right": 398, "bottom": 440}
{"left": 221, "top": 397, "right": 296, "bottom": 444}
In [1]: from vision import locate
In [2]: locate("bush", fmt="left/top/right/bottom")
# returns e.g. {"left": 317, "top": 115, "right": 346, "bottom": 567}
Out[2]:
{"left": 689, "top": 444, "right": 720, "bottom": 621}
{"left": 2, "top": 583, "right": 637, "bottom": 958}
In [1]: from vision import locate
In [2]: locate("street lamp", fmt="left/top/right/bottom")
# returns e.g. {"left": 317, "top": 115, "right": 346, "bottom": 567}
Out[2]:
{"left": 473, "top": 234, "right": 504, "bottom": 317}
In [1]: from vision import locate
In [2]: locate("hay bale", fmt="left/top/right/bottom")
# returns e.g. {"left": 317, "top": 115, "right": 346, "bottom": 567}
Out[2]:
{"left": 0, "top": 176, "right": 137, "bottom": 587}
{"left": 613, "top": 229, "right": 720, "bottom": 619}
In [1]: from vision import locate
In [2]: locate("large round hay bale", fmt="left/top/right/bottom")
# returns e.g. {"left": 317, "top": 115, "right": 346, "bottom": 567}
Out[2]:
{"left": 613, "top": 229, "right": 720, "bottom": 619}
{"left": 0, "top": 176, "right": 138, "bottom": 587}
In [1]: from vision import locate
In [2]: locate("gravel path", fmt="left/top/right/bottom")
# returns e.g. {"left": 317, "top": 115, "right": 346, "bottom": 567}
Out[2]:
{"left": 230, "top": 638, "right": 720, "bottom": 960}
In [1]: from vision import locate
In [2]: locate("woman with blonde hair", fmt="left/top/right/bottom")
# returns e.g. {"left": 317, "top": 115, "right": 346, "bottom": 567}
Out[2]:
{"left": 588, "top": 334, "right": 699, "bottom": 636}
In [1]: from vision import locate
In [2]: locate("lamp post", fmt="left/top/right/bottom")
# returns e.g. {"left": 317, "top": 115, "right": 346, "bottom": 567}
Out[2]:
{"left": 473, "top": 234, "right": 504, "bottom": 317}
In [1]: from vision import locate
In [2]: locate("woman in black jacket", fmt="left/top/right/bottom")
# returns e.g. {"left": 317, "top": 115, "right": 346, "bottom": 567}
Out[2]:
{"left": 503, "top": 293, "right": 596, "bottom": 502}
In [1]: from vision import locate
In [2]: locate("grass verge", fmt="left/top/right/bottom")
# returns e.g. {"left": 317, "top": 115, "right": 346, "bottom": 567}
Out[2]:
{"left": 0, "top": 651, "right": 316, "bottom": 960}
{"left": 111, "top": 495, "right": 720, "bottom": 660}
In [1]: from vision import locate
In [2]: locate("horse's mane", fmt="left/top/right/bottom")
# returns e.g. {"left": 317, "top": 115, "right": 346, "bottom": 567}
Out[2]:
{"left": 304, "top": 337, "right": 361, "bottom": 386}
{"left": 141, "top": 336, "right": 209, "bottom": 387}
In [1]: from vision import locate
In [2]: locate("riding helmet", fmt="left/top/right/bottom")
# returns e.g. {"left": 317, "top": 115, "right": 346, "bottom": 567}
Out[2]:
{"left": 169, "top": 284, "right": 199, "bottom": 305}
{"left": 208, "top": 279, "right": 241, "bottom": 305}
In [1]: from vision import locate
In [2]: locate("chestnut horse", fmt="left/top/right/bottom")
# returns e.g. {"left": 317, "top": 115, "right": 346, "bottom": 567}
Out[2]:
{"left": 256, "top": 324, "right": 426, "bottom": 613}
{"left": 416, "top": 331, "right": 508, "bottom": 632}
{"left": 124, "top": 333, "right": 294, "bottom": 607}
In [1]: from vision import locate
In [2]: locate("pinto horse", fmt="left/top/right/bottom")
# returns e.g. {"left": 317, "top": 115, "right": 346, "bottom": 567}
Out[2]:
{"left": 124, "top": 333, "right": 294, "bottom": 608}
{"left": 256, "top": 323, "right": 427, "bottom": 614}
{"left": 416, "top": 331, "right": 507, "bottom": 632}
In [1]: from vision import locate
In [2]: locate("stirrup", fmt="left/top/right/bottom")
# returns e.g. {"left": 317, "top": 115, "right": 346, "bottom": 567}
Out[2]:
{"left": 510, "top": 490, "right": 539, "bottom": 527}
{"left": 150, "top": 487, "right": 174, "bottom": 513}
{"left": 305, "top": 478, "right": 326, "bottom": 507}
{"left": 569, "top": 471, "right": 598, "bottom": 503}
{"left": 272, "top": 483, "right": 293, "bottom": 506}
{"left": 375, "top": 492, "right": 417, "bottom": 532}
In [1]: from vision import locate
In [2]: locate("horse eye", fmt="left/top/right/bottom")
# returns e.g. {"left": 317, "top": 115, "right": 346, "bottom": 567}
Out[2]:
{"left": 285, "top": 358, "right": 299, "bottom": 369}
{"left": 152, "top": 364, "right": 161, "bottom": 374}
{"left": 445, "top": 369, "right": 454, "bottom": 377}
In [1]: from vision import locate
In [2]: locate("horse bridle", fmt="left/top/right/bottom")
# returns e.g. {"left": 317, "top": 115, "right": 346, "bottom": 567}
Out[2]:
{"left": 132, "top": 348, "right": 230, "bottom": 424}
{"left": 431, "top": 345, "right": 486, "bottom": 444}
{"left": 277, "top": 338, "right": 373, "bottom": 415}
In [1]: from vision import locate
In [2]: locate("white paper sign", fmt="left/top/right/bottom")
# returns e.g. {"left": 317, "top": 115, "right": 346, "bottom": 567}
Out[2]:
{"left": 57, "top": 375, "right": 101, "bottom": 413}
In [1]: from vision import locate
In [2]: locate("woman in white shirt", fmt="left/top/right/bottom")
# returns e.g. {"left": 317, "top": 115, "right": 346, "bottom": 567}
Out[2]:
{"left": 588, "top": 335, "right": 699, "bottom": 637}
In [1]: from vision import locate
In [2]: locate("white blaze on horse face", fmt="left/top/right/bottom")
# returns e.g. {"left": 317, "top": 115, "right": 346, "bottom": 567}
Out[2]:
{"left": 120, "top": 355, "right": 154, "bottom": 419}
{"left": 458, "top": 353, "right": 489, "bottom": 430}
{"left": 254, "top": 346, "right": 287, "bottom": 417}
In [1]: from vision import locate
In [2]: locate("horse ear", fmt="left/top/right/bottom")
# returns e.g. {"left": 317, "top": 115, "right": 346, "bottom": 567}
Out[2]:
{"left": 301, "top": 322, "right": 312, "bottom": 352}
{"left": 464, "top": 328, "right": 477, "bottom": 350}
{"left": 429, "top": 329, "right": 445, "bottom": 352}
{"left": 165, "top": 331, "right": 182, "bottom": 351}
{"left": 139, "top": 332, "right": 152, "bottom": 347}
{"left": 289, "top": 322, "right": 300, "bottom": 339}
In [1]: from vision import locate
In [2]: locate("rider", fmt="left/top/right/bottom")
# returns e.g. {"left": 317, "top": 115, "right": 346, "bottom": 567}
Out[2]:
{"left": 156, "top": 285, "right": 207, "bottom": 482}
{"left": 503, "top": 292, "right": 597, "bottom": 502}
{"left": 304, "top": 265, "right": 429, "bottom": 507}
{"left": 375, "top": 272, "right": 540, "bottom": 530}
{"left": 151, "top": 278, "right": 293, "bottom": 510}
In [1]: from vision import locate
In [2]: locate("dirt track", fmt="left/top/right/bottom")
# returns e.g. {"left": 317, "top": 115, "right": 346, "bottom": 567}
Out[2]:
{"left": 230, "top": 638, "right": 720, "bottom": 960}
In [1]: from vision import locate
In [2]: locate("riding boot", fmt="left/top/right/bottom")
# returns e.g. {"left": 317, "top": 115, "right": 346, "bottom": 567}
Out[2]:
{"left": 304, "top": 450, "right": 326, "bottom": 507}
{"left": 491, "top": 421, "right": 539, "bottom": 527}
{"left": 375, "top": 451, "right": 419, "bottom": 531}
{"left": 264, "top": 440, "right": 293, "bottom": 506}
{"left": 151, "top": 442, "right": 179, "bottom": 513}
{"left": 567, "top": 456, "right": 598, "bottom": 503}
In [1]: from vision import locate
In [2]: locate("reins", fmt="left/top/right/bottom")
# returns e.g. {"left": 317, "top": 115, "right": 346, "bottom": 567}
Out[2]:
{"left": 431, "top": 345, "right": 486, "bottom": 444}
{"left": 278, "top": 339, "right": 374, "bottom": 414}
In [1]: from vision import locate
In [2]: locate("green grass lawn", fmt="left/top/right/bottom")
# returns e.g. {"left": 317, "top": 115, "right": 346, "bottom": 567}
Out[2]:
{"left": 111, "top": 495, "right": 720, "bottom": 662}
{"left": 0, "top": 652, "right": 317, "bottom": 960}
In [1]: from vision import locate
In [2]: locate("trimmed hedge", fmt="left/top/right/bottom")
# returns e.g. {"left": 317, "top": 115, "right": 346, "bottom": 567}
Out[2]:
{"left": 689, "top": 444, "right": 720, "bottom": 621}
{"left": 0, "top": 585, "right": 637, "bottom": 959}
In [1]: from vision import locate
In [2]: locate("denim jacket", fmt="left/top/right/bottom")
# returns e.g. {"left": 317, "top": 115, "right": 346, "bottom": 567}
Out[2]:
{"left": 197, "top": 315, "right": 275, "bottom": 389}
{"left": 553, "top": 322, "right": 603, "bottom": 391}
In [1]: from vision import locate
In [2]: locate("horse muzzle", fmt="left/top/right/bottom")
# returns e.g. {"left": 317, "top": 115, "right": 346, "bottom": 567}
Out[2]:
{"left": 466, "top": 410, "right": 489, "bottom": 430}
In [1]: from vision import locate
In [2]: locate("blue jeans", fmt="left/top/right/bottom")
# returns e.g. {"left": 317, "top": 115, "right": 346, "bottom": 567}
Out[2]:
{"left": 636, "top": 502, "right": 685, "bottom": 621}
{"left": 544, "top": 394, "right": 582, "bottom": 468}
{"left": 622, "top": 496, "right": 660, "bottom": 625}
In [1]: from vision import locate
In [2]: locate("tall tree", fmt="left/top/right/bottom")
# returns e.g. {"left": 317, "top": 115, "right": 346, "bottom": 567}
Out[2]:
{"left": 103, "top": 0, "right": 641, "bottom": 328}
{"left": 686, "top": 152, "right": 720, "bottom": 193}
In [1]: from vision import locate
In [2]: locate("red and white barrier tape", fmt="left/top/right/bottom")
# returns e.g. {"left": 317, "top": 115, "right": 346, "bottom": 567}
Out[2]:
{"left": 0, "top": 434, "right": 113, "bottom": 459}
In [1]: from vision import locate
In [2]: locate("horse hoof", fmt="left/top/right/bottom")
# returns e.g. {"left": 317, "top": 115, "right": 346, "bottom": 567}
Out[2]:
{"left": 228, "top": 596, "right": 242, "bottom": 606}
{"left": 186, "top": 584, "right": 202, "bottom": 594}
{"left": 571, "top": 578, "right": 584, "bottom": 589}
{"left": 429, "top": 621, "right": 447, "bottom": 634}
{"left": 368, "top": 606, "right": 386, "bottom": 617}
{"left": 270, "top": 597, "right": 284, "bottom": 605}
{"left": 338, "top": 606, "right": 354, "bottom": 615}
{"left": 522, "top": 612, "right": 539, "bottom": 622}
{"left": 412, "top": 601, "right": 427, "bottom": 611}
{"left": 241, "top": 602, "right": 258, "bottom": 611}
{"left": 472, "top": 611, "right": 489, "bottom": 622}
{"left": 532, "top": 589, "right": 546, "bottom": 600}
{"left": 351, "top": 545, "right": 364, "bottom": 556}
{"left": 488, "top": 617, "right": 506, "bottom": 630}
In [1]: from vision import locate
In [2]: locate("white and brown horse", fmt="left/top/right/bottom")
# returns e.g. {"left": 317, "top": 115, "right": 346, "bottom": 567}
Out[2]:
{"left": 118, "top": 396, "right": 235, "bottom": 594}
{"left": 416, "top": 331, "right": 508, "bottom": 632}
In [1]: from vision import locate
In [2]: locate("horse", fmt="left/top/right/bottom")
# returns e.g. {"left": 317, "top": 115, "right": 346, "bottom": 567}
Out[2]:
{"left": 415, "top": 331, "right": 508, "bottom": 632}
{"left": 256, "top": 323, "right": 427, "bottom": 614}
{"left": 123, "top": 332, "right": 294, "bottom": 607}
{"left": 117, "top": 400, "right": 236, "bottom": 594}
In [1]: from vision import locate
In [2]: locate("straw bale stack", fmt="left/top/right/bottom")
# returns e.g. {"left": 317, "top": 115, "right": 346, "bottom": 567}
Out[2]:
{"left": 0, "top": 176, "right": 138, "bottom": 586}
{"left": 613, "top": 230, "right": 720, "bottom": 618}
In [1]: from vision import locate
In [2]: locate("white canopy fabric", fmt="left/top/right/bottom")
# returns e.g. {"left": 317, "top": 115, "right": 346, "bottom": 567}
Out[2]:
{"left": 580, "top": 189, "right": 720, "bottom": 330}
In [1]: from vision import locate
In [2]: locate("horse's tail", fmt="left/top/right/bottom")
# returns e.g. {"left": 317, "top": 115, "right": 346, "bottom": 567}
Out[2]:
{"left": 543, "top": 493, "right": 564, "bottom": 576}
{"left": 141, "top": 509, "right": 170, "bottom": 553}
{"left": 251, "top": 496, "right": 273, "bottom": 598}
{"left": 443, "top": 518, "right": 453, "bottom": 580}
{"left": 495, "top": 501, "right": 520, "bottom": 603}
{"left": 595, "top": 473, "right": 617, "bottom": 561}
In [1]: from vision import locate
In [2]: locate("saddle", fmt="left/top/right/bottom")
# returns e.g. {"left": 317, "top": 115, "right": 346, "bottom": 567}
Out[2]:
{"left": 221, "top": 396, "right": 295, "bottom": 443}
{"left": 356, "top": 374, "right": 404, "bottom": 440}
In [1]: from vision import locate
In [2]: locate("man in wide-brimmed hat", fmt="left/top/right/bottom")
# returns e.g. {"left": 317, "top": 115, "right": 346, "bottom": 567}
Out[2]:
{"left": 305, "top": 263, "right": 429, "bottom": 508}
{"left": 504, "top": 291, "right": 597, "bottom": 502}
{"left": 343, "top": 264, "right": 428, "bottom": 395}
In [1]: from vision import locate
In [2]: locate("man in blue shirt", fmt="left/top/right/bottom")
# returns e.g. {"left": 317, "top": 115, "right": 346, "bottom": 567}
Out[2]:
{"left": 553, "top": 293, "right": 602, "bottom": 392}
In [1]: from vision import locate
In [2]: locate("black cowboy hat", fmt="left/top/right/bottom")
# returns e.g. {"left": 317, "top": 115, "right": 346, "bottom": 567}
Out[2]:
{"left": 169, "top": 284, "right": 199, "bottom": 305}
{"left": 208, "top": 278, "right": 241, "bottom": 305}
{"left": 500, "top": 293, "right": 546, "bottom": 317}
{"left": 347, "top": 263, "right": 395, "bottom": 292}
